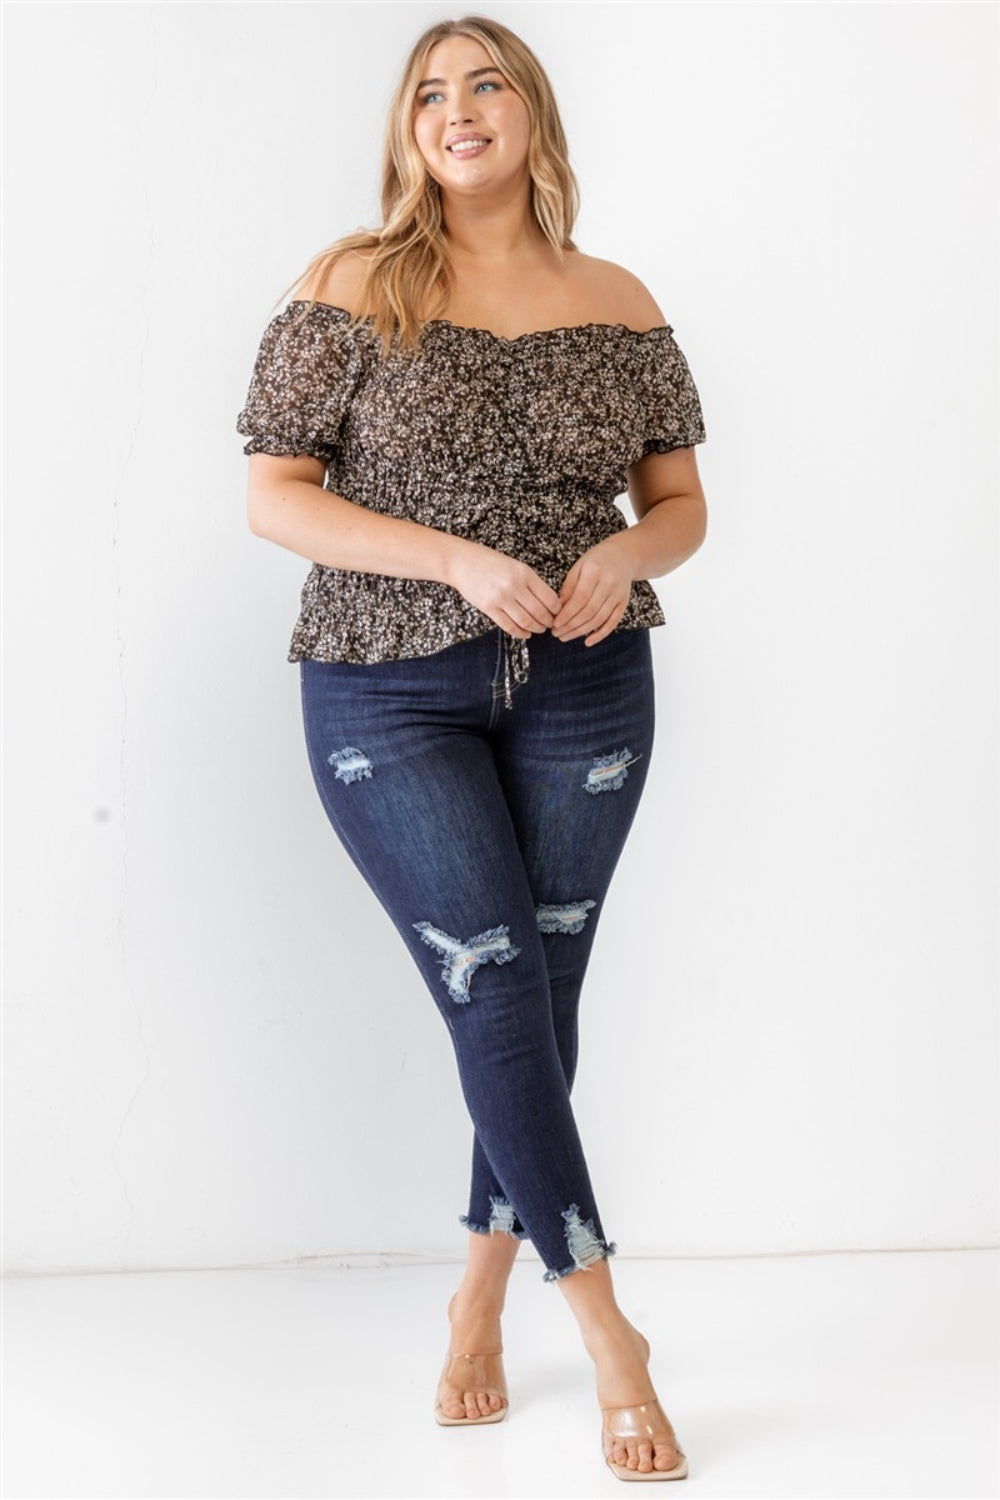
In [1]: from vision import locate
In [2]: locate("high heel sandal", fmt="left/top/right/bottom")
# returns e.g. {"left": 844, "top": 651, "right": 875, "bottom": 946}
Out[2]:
{"left": 433, "top": 1349, "right": 509, "bottom": 1426}
{"left": 601, "top": 1396, "right": 689, "bottom": 1481}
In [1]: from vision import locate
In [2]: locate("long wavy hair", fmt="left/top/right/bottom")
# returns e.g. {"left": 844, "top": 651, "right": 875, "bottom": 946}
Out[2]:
{"left": 276, "top": 14, "right": 580, "bottom": 358}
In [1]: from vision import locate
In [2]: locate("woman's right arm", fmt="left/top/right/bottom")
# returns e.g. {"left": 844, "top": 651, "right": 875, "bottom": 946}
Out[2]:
{"left": 246, "top": 452, "right": 560, "bottom": 638}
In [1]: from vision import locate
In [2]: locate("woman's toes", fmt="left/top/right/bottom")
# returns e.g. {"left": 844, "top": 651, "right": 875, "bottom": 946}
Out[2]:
{"left": 654, "top": 1442, "right": 679, "bottom": 1471}
{"left": 636, "top": 1441, "right": 655, "bottom": 1472}
{"left": 441, "top": 1384, "right": 505, "bottom": 1420}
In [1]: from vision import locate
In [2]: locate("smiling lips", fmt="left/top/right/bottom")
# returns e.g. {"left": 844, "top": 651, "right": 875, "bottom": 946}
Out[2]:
{"left": 446, "top": 136, "right": 491, "bottom": 157}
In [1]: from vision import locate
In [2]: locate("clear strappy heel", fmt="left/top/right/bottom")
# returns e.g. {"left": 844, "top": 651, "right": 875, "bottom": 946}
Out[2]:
{"left": 601, "top": 1396, "right": 689, "bottom": 1481}
{"left": 433, "top": 1348, "right": 509, "bottom": 1426}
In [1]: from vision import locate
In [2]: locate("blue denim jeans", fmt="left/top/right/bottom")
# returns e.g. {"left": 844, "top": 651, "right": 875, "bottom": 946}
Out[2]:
{"left": 299, "top": 625, "right": 655, "bottom": 1283}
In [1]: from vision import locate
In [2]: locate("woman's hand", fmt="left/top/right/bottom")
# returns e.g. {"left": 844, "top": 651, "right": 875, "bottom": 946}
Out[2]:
{"left": 447, "top": 540, "right": 562, "bottom": 639}
{"left": 551, "top": 536, "right": 634, "bottom": 646}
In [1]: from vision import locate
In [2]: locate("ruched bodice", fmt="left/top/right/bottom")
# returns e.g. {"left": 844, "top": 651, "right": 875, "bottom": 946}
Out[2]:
{"left": 236, "top": 301, "right": 707, "bottom": 667}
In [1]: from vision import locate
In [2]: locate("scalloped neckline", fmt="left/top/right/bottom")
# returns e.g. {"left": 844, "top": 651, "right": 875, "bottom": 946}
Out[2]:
{"left": 286, "top": 299, "right": 673, "bottom": 345}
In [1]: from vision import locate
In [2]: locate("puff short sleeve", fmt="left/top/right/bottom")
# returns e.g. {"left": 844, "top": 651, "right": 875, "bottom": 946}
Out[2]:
{"left": 637, "top": 326, "right": 707, "bottom": 458}
{"left": 236, "top": 303, "right": 362, "bottom": 463}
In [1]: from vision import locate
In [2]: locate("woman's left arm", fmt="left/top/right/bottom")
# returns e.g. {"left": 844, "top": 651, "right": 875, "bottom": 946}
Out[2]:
{"left": 550, "top": 446, "right": 708, "bottom": 645}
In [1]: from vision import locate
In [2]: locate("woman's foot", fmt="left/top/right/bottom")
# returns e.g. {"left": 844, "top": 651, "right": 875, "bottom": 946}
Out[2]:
{"left": 586, "top": 1318, "right": 682, "bottom": 1475}
{"left": 435, "top": 1290, "right": 508, "bottom": 1421}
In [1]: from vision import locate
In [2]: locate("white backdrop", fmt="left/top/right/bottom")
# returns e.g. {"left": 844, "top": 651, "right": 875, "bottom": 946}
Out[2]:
{"left": 3, "top": 2, "right": 996, "bottom": 1276}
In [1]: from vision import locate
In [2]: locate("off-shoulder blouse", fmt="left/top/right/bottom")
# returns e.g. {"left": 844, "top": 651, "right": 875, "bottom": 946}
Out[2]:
{"left": 236, "top": 300, "right": 706, "bottom": 697}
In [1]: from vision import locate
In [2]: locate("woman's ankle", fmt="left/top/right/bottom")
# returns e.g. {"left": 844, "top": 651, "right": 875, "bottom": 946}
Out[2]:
{"left": 579, "top": 1310, "right": 644, "bottom": 1354}
{"left": 449, "top": 1283, "right": 506, "bottom": 1319}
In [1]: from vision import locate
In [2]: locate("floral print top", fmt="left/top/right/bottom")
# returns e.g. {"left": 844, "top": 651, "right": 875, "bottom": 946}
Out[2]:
{"left": 236, "top": 300, "right": 706, "bottom": 694}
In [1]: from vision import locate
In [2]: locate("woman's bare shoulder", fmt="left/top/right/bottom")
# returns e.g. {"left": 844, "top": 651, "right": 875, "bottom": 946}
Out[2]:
{"left": 571, "top": 252, "right": 668, "bottom": 332}
{"left": 292, "top": 248, "right": 374, "bottom": 313}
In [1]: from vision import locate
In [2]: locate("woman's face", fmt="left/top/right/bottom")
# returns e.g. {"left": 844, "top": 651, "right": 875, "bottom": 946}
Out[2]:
{"left": 412, "top": 35, "right": 532, "bottom": 200}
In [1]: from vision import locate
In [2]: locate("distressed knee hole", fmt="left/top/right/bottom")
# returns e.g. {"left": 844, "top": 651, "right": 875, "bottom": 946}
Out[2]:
{"left": 583, "top": 748, "right": 641, "bottom": 795}
{"left": 413, "top": 921, "right": 520, "bottom": 1003}
{"left": 536, "top": 900, "right": 596, "bottom": 935}
{"left": 327, "top": 746, "right": 373, "bottom": 784}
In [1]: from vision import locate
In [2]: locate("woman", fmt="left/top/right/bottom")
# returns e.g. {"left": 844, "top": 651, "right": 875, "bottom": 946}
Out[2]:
{"left": 237, "top": 13, "right": 707, "bottom": 1482}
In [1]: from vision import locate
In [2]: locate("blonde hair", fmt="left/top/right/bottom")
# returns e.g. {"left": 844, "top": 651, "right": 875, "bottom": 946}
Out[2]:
{"left": 276, "top": 14, "right": 580, "bottom": 358}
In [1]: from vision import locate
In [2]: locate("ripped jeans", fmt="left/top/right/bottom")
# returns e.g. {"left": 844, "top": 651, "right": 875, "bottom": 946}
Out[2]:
{"left": 299, "top": 625, "right": 655, "bottom": 1283}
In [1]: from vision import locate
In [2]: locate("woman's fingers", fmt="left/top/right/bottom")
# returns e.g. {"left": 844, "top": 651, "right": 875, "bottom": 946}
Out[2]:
{"left": 553, "top": 564, "right": 601, "bottom": 633}
{"left": 530, "top": 577, "right": 562, "bottom": 617}
{"left": 491, "top": 570, "right": 559, "bottom": 636}
{"left": 497, "top": 613, "right": 531, "bottom": 638}
{"left": 556, "top": 586, "right": 616, "bottom": 638}
{"left": 498, "top": 588, "right": 625, "bottom": 643}
{"left": 554, "top": 592, "right": 598, "bottom": 633}
{"left": 463, "top": 548, "right": 627, "bottom": 641}
{"left": 504, "top": 597, "right": 553, "bottom": 635}
{"left": 582, "top": 599, "right": 626, "bottom": 645}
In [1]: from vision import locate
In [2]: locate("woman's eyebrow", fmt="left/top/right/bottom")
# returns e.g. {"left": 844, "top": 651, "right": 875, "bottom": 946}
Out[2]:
{"left": 416, "top": 66, "right": 503, "bottom": 89}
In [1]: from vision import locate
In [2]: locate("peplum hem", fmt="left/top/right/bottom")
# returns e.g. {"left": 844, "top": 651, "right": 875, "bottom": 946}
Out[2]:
{"left": 286, "top": 573, "right": 665, "bottom": 665}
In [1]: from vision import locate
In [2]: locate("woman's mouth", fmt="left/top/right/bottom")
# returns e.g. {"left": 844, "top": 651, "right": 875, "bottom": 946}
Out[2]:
{"left": 446, "top": 138, "right": 491, "bottom": 158}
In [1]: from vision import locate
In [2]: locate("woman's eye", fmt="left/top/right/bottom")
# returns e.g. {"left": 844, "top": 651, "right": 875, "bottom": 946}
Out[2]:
{"left": 418, "top": 79, "right": 500, "bottom": 106}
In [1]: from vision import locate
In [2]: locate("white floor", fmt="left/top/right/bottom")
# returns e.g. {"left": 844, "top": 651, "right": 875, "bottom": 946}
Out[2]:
{"left": 2, "top": 1247, "right": 996, "bottom": 1499}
